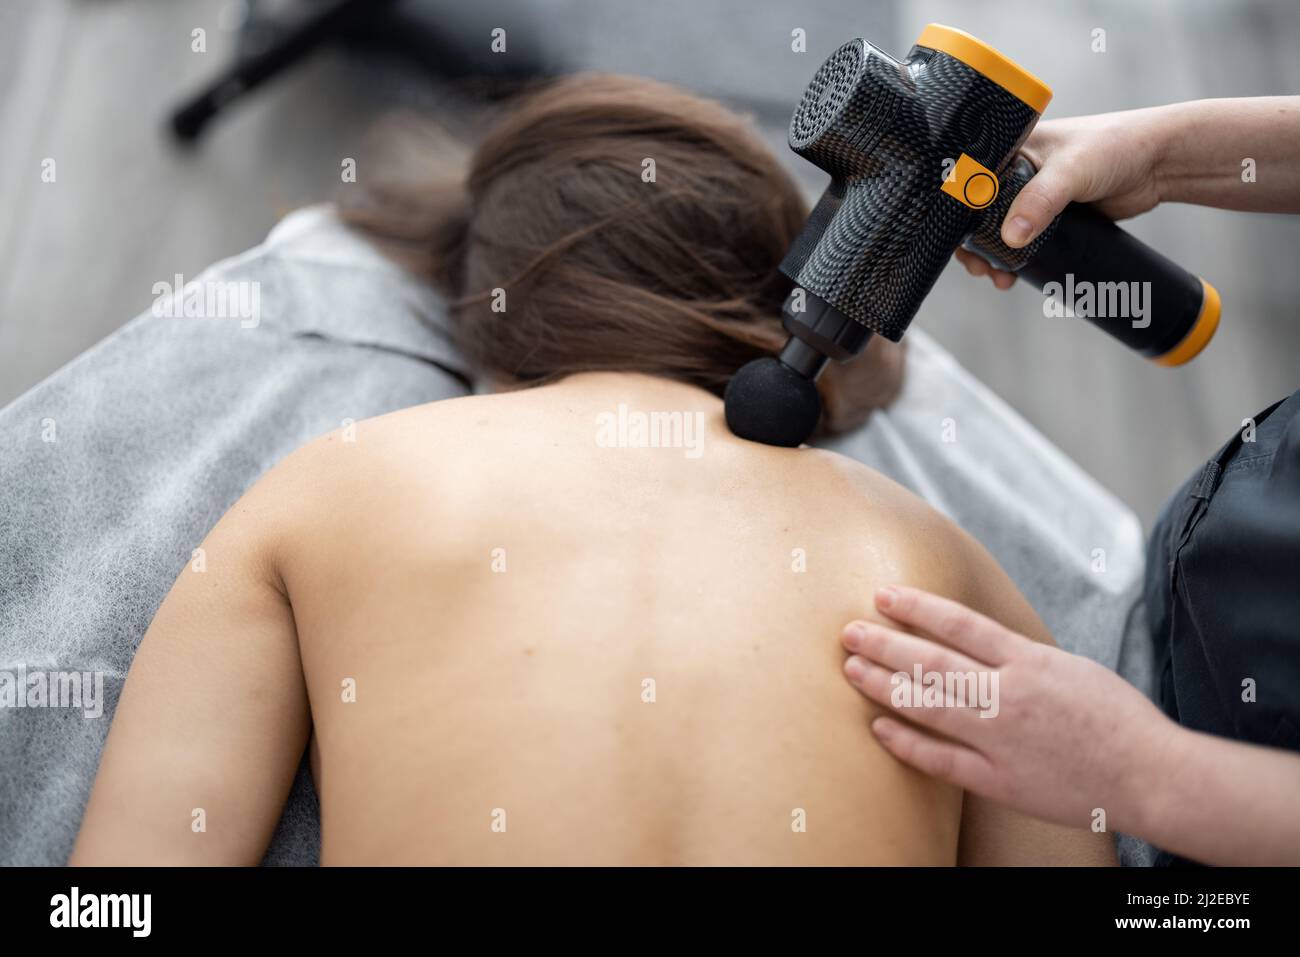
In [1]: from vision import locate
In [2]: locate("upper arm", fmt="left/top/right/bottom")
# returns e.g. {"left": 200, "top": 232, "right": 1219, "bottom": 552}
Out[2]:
{"left": 71, "top": 461, "right": 312, "bottom": 866}
{"left": 941, "top": 529, "right": 1117, "bottom": 866}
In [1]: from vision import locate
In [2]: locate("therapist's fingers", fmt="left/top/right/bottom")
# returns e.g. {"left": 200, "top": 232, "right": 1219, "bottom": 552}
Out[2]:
{"left": 954, "top": 248, "right": 1018, "bottom": 288}
{"left": 841, "top": 618, "right": 986, "bottom": 683}
{"left": 955, "top": 247, "right": 989, "bottom": 276}
{"left": 990, "top": 268, "right": 1017, "bottom": 290}
{"left": 843, "top": 656, "right": 986, "bottom": 737}
{"left": 873, "top": 586, "right": 1017, "bottom": 666}
{"left": 869, "top": 716, "right": 997, "bottom": 794}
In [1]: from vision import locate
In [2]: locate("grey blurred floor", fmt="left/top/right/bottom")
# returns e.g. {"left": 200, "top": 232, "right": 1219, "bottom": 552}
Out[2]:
{"left": 1, "top": 0, "right": 1298, "bottom": 525}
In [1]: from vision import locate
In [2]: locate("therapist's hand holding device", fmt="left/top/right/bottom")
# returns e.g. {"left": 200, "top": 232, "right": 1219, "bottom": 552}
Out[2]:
{"left": 842, "top": 587, "right": 1300, "bottom": 866}
{"left": 959, "top": 95, "right": 1300, "bottom": 285}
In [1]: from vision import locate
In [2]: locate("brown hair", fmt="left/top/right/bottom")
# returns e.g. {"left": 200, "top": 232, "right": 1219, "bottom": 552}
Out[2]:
{"left": 340, "top": 73, "right": 902, "bottom": 430}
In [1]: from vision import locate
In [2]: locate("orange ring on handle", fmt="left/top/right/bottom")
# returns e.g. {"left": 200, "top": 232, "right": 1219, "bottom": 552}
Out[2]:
{"left": 1154, "top": 279, "right": 1221, "bottom": 366}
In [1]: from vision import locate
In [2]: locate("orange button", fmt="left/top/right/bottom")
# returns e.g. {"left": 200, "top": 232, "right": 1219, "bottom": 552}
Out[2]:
{"left": 964, "top": 172, "right": 997, "bottom": 206}
{"left": 941, "top": 153, "right": 1000, "bottom": 210}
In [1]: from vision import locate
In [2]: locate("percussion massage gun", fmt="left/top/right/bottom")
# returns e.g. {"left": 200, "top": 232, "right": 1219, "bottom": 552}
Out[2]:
{"left": 724, "top": 24, "right": 1222, "bottom": 447}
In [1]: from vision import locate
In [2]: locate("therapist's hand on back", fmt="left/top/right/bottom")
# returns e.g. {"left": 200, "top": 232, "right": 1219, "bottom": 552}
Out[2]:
{"left": 840, "top": 586, "right": 1171, "bottom": 832}
{"left": 841, "top": 586, "right": 1300, "bottom": 865}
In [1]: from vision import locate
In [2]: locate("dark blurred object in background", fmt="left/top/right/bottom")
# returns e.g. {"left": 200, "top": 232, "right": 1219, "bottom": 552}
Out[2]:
{"left": 170, "top": 0, "right": 559, "bottom": 143}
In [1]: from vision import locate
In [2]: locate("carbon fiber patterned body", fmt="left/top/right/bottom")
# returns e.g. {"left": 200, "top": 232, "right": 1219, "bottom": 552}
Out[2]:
{"left": 779, "top": 38, "right": 1041, "bottom": 341}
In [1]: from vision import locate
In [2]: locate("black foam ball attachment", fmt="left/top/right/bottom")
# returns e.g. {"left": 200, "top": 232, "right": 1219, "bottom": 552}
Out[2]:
{"left": 723, "top": 357, "right": 823, "bottom": 448}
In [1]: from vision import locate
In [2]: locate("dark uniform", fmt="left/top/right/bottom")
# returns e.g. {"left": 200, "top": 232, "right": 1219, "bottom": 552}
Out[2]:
{"left": 1146, "top": 389, "right": 1300, "bottom": 866}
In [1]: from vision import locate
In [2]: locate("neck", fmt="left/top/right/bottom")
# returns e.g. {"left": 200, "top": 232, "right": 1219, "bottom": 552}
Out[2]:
{"left": 510, "top": 372, "right": 723, "bottom": 408}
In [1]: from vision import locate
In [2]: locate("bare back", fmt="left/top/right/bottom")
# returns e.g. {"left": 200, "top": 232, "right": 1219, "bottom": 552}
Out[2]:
{"left": 73, "top": 374, "right": 1113, "bottom": 866}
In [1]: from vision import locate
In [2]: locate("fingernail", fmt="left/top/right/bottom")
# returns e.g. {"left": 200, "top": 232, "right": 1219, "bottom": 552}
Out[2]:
{"left": 1004, "top": 215, "right": 1033, "bottom": 246}
{"left": 871, "top": 717, "right": 892, "bottom": 738}
{"left": 844, "top": 656, "right": 867, "bottom": 682}
{"left": 876, "top": 587, "right": 897, "bottom": 610}
{"left": 842, "top": 621, "right": 867, "bottom": 649}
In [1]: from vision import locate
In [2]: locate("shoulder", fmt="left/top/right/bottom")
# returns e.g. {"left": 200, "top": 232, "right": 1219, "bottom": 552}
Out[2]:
{"left": 799, "top": 449, "right": 969, "bottom": 566}
{"left": 238, "top": 395, "right": 512, "bottom": 569}
{"left": 265, "top": 394, "right": 498, "bottom": 499}
{"left": 799, "top": 448, "right": 1052, "bottom": 641}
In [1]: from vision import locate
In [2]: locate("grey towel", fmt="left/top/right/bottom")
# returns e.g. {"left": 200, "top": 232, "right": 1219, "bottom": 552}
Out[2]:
{"left": 0, "top": 206, "right": 1149, "bottom": 866}
{"left": 0, "top": 206, "right": 467, "bottom": 865}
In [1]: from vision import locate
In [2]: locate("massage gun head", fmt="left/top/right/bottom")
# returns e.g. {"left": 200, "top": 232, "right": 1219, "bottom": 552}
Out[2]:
{"left": 724, "top": 358, "right": 822, "bottom": 448}
{"left": 724, "top": 24, "right": 1053, "bottom": 447}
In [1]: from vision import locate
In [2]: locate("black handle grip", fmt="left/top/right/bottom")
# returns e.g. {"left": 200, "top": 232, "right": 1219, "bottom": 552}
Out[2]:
{"left": 966, "top": 156, "right": 1219, "bottom": 364}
